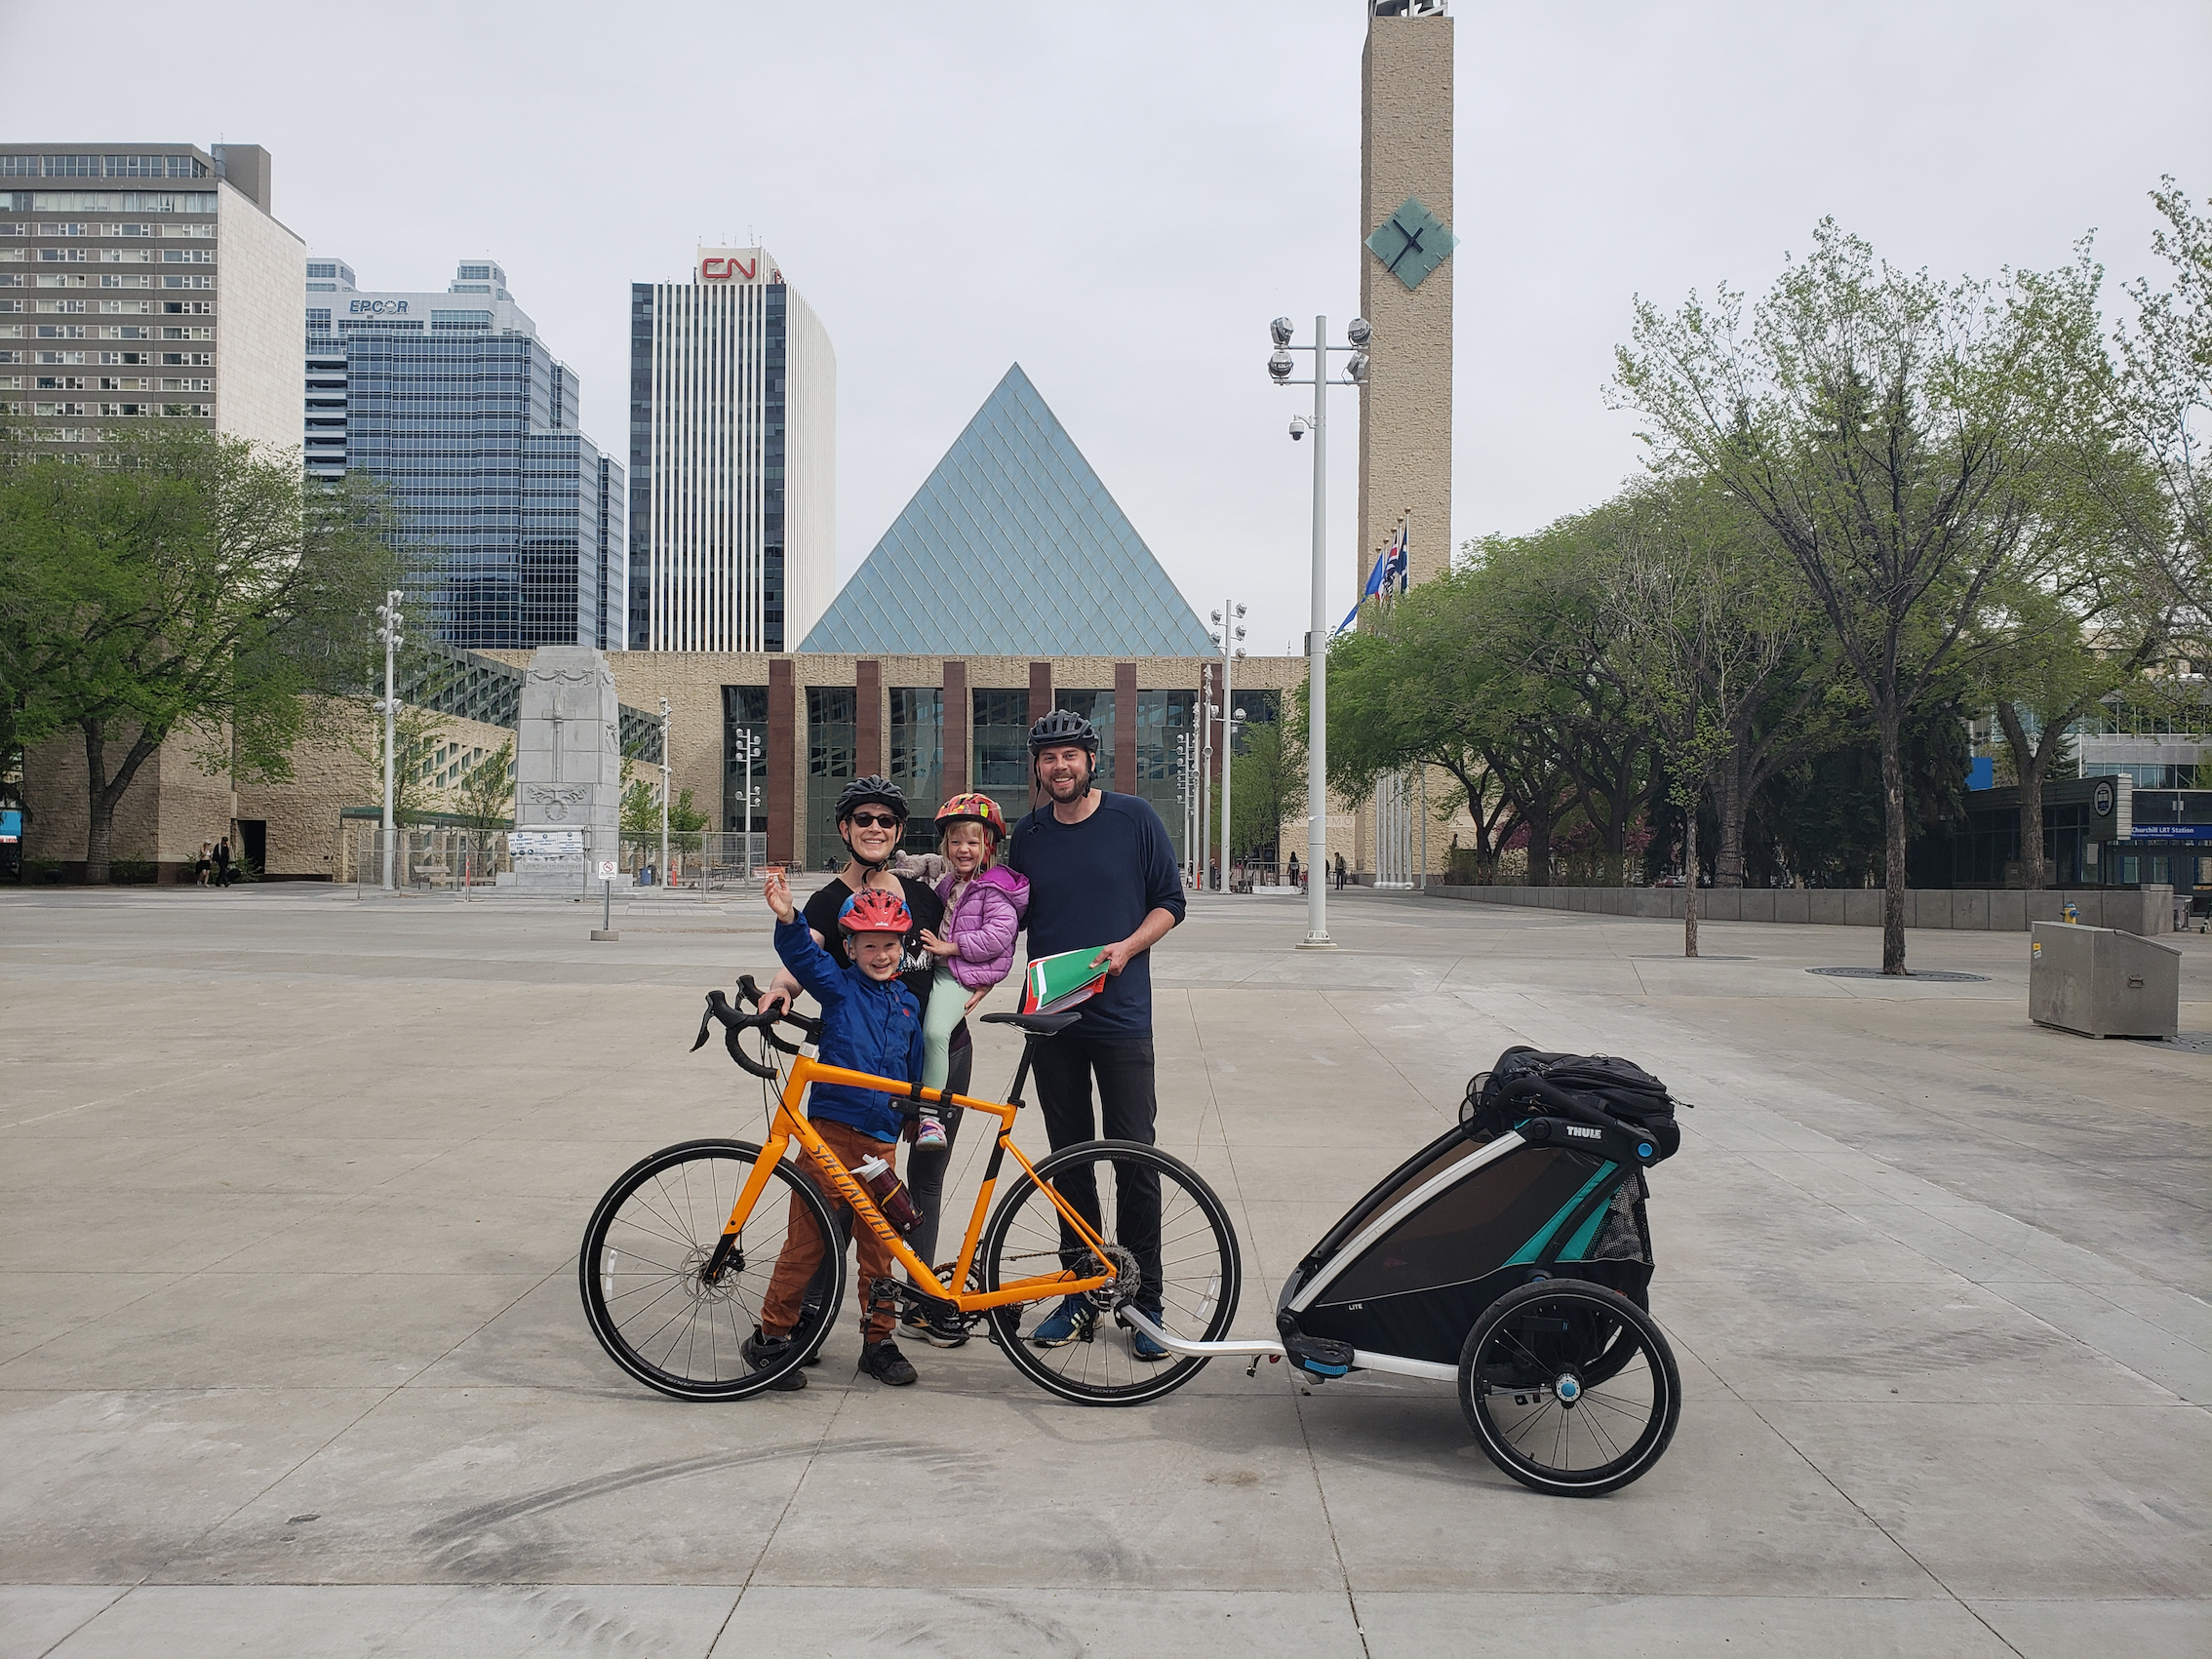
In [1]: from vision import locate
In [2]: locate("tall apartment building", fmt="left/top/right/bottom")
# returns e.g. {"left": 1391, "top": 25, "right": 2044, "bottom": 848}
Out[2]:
{"left": 628, "top": 247, "right": 835, "bottom": 653}
{"left": 0, "top": 143, "right": 303, "bottom": 454}
{"left": 304, "top": 257, "right": 623, "bottom": 652}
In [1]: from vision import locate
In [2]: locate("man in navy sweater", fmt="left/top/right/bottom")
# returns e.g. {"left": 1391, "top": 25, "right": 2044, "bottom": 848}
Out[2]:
{"left": 1005, "top": 709, "right": 1186, "bottom": 1358}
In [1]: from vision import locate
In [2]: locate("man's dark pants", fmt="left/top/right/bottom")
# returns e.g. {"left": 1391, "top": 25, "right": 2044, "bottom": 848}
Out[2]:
{"left": 1031, "top": 1027, "right": 1163, "bottom": 1311}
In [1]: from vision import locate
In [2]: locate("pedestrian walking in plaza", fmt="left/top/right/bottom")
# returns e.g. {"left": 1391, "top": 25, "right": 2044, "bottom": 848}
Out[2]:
{"left": 1287, "top": 850, "right": 1300, "bottom": 890}
{"left": 1005, "top": 710, "right": 1185, "bottom": 1360}
{"left": 760, "top": 776, "right": 977, "bottom": 1349}
{"left": 1334, "top": 851, "right": 1347, "bottom": 890}
{"left": 195, "top": 843, "right": 213, "bottom": 887}
{"left": 213, "top": 837, "right": 233, "bottom": 888}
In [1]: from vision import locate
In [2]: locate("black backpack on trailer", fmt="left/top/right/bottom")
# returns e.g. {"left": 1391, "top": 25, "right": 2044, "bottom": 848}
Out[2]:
{"left": 1461, "top": 1046, "right": 1684, "bottom": 1162}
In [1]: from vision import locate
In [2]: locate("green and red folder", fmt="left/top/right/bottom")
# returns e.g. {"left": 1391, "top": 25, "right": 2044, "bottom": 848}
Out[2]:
{"left": 1018, "top": 946, "right": 1111, "bottom": 1015}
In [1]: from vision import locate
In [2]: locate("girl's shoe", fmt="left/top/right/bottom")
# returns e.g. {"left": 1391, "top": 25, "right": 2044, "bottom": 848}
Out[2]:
{"left": 915, "top": 1115, "right": 947, "bottom": 1148}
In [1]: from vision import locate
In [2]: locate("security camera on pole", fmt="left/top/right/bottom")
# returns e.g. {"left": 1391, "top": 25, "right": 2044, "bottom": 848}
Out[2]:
{"left": 1268, "top": 314, "right": 1369, "bottom": 946}
{"left": 1209, "top": 602, "right": 1246, "bottom": 891}
{"left": 372, "top": 590, "right": 405, "bottom": 890}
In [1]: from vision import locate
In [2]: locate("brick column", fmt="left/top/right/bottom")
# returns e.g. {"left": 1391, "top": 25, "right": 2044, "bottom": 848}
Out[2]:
{"left": 1114, "top": 662, "right": 1138, "bottom": 796}
{"left": 1028, "top": 660, "right": 1053, "bottom": 809}
{"left": 855, "top": 658, "right": 883, "bottom": 779}
{"left": 941, "top": 660, "right": 968, "bottom": 797}
{"left": 768, "top": 657, "right": 795, "bottom": 866}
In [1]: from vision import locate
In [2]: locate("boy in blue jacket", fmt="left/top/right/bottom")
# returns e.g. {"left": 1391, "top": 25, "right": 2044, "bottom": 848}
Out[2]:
{"left": 746, "top": 871, "right": 927, "bottom": 1389}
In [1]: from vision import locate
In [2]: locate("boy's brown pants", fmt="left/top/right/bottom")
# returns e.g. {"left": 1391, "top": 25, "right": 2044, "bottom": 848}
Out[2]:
{"left": 760, "top": 1119, "right": 901, "bottom": 1345}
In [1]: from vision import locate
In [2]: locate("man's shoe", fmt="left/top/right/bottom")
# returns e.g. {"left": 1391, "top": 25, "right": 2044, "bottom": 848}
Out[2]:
{"left": 1030, "top": 1295, "right": 1094, "bottom": 1348}
{"left": 859, "top": 1338, "right": 919, "bottom": 1386}
{"left": 741, "top": 1328, "right": 809, "bottom": 1391}
{"left": 1128, "top": 1311, "right": 1170, "bottom": 1363}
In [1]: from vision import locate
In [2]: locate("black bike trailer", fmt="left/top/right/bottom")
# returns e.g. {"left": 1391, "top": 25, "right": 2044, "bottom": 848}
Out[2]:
{"left": 1123, "top": 1046, "right": 1688, "bottom": 1495}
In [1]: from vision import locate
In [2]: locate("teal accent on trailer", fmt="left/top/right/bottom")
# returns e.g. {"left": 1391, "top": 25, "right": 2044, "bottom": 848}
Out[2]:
{"left": 1504, "top": 1163, "right": 1617, "bottom": 1266}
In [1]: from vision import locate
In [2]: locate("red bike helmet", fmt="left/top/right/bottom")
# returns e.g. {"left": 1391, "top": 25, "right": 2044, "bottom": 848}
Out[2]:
{"left": 838, "top": 888, "right": 913, "bottom": 936}
{"left": 934, "top": 791, "right": 1008, "bottom": 846}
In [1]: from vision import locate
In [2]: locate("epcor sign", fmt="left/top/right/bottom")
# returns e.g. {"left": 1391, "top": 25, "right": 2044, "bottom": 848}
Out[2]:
{"left": 699, "top": 256, "right": 781, "bottom": 285}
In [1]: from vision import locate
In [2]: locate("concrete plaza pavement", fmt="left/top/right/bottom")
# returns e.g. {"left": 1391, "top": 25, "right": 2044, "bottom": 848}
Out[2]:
{"left": 2, "top": 882, "right": 2206, "bottom": 1657}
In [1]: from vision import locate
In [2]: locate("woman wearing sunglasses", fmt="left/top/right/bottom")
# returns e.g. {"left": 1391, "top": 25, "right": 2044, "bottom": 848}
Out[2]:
{"left": 759, "top": 775, "right": 985, "bottom": 1350}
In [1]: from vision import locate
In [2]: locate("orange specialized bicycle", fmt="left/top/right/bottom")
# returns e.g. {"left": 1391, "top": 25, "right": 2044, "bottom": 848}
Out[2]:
{"left": 579, "top": 977, "right": 1241, "bottom": 1405}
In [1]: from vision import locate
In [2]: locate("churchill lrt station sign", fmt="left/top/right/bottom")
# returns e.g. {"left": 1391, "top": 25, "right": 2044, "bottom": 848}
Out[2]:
{"left": 2126, "top": 789, "right": 2212, "bottom": 842}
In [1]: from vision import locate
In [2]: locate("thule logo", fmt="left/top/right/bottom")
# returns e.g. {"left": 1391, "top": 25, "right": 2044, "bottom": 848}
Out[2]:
{"left": 1564, "top": 1126, "right": 1602, "bottom": 1139}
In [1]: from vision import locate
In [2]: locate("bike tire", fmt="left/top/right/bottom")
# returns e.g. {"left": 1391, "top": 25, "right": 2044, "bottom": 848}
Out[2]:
{"left": 980, "top": 1139, "right": 1241, "bottom": 1406}
{"left": 1458, "top": 1279, "right": 1680, "bottom": 1496}
{"left": 579, "top": 1138, "right": 842, "bottom": 1401}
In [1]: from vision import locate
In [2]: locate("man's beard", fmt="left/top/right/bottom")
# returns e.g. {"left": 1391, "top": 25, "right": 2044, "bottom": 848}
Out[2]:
{"left": 1046, "top": 770, "right": 1086, "bottom": 800}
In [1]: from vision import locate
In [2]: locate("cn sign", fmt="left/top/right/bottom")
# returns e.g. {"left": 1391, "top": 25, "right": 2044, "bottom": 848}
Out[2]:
{"left": 699, "top": 253, "right": 782, "bottom": 285}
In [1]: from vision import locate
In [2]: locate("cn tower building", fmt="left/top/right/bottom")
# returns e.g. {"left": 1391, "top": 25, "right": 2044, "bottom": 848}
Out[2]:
{"left": 627, "top": 247, "right": 835, "bottom": 652}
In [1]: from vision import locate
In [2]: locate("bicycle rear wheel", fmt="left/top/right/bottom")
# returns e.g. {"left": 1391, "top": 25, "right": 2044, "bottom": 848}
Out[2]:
{"left": 1458, "top": 1280, "right": 1680, "bottom": 1495}
{"left": 579, "top": 1138, "right": 842, "bottom": 1401}
{"left": 980, "top": 1139, "right": 1240, "bottom": 1405}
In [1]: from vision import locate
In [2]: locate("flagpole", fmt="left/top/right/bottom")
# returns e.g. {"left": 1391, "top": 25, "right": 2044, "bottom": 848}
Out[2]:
{"left": 1300, "top": 313, "right": 1332, "bottom": 947}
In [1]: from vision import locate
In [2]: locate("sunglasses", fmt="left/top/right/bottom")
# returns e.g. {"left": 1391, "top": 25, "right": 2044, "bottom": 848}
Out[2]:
{"left": 846, "top": 811, "right": 902, "bottom": 829}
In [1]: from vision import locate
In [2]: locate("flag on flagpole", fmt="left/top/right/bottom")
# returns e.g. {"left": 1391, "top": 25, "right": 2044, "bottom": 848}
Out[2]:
{"left": 1332, "top": 517, "right": 1411, "bottom": 636}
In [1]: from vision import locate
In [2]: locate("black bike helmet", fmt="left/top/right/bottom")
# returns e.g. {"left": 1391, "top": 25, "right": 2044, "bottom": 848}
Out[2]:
{"left": 834, "top": 776, "right": 908, "bottom": 822}
{"left": 1026, "top": 710, "right": 1098, "bottom": 755}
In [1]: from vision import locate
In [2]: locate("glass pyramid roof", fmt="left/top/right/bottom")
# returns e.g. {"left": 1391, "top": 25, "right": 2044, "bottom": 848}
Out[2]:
{"left": 800, "top": 364, "right": 1213, "bottom": 657}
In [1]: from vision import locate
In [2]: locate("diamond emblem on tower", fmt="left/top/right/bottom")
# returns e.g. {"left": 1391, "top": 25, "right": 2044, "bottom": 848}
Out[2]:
{"left": 1365, "top": 195, "right": 1457, "bottom": 291}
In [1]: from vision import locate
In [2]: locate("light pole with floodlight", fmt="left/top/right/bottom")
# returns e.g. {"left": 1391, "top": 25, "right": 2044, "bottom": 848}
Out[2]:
{"left": 1268, "top": 314, "right": 1367, "bottom": 946}
{"left": 372, "top": 589, "right": 405, "bottom": 890}
{"left": 657, "top": 696, "right": 671, "bottom": 890}
{"left": 1208, "top": 601, "right": 1246, "bottom": 889}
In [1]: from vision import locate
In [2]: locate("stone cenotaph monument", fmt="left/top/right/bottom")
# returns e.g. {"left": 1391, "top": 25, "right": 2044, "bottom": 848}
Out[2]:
{"left": 501, "top": 646, "right": 627, "bottom": 891}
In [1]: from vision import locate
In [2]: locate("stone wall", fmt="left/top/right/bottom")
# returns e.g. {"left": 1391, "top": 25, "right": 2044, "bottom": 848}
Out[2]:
{"left": 1422, "top": 884, "right": 2177, "bottom": 936}
{"left": 22, "top": 725, "right": 234, "bottom": 880}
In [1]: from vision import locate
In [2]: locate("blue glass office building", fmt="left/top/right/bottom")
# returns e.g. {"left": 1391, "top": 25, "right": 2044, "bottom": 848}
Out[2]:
{"left": 304, "top": 258, "right": 623, "bottom": 651}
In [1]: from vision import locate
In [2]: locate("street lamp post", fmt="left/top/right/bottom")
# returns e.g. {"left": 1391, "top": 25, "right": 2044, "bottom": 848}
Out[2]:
{"left": 372, "top": 589, "right": 405, "bottom": 891}
{"left": 1268, "top": 314, "right": 1368, "bottom": 947}
{"left": 657, "top": 696, "right": 671, "bottom": 891}
{"left": 1209, "top": 602, "right": 1246, "bottom": 890}
{"left": 731, "top": 727, "right": 763, "bottom": 880}
{"left": 1198, "top": 663, "right": 1214, "bottom": 890}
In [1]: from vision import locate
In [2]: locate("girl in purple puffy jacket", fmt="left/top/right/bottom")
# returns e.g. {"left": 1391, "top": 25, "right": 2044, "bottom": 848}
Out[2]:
{"left": 914, "top": 793, "right": 1029, "bottom": 1146}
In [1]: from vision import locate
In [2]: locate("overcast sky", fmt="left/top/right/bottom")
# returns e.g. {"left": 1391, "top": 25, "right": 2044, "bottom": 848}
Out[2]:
{"left": 6, "top": 0, "right": 2205, "bottom": 658}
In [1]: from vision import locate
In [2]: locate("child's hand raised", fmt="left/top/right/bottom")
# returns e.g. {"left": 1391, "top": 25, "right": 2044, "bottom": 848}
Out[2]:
{"left": 763, "top": 868, "right": 797, "bottom": 923}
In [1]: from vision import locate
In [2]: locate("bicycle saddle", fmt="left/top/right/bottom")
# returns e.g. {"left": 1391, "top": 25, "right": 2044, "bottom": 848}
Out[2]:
{"left": 982, "top": 1010, "right": 1083, "bottom": 1037}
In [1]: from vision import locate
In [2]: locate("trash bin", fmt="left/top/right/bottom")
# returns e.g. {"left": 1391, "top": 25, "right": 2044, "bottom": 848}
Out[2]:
{"left": 2029, "top": 922, "right": 2182, "bottom": 1039}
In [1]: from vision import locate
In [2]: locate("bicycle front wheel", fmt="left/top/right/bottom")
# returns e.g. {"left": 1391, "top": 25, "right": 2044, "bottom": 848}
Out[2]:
{"left": 1458, "top": 1280, "right": 1680, "bottom": 1496}
{"left": 579, "top": 1138, "right": 842, "bottom": 1401}
{"left": 980, "top": 1139, "right": 1241, "bottom": 1406}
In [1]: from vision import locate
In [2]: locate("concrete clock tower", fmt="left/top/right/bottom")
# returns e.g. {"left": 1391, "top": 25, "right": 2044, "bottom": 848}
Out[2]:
{"left": 1358, "top": 0, "right": 1455, "bottom": 590}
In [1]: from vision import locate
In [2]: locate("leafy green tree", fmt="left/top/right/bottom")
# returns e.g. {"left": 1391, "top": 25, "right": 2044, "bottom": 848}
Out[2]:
{"left": 456, "top": 736, "right": 515, "bottom": 833}
{"left": 2104, "top": 180, "right": 2210, "bottom": 670}
{"left": 1230, "top": 705, "right": 1303, "bottom": 861}
{"left": 0, "top": 428, "right": 399, "bottom": 882}
{"left": 1616, "top": 221, "right": 2093, "bottom": 971}
{"left": 1317, "top": 553, "right": 1579, "bottom": 884}
{"left": 621, "top": 779, "right": 711, "bottom": 836}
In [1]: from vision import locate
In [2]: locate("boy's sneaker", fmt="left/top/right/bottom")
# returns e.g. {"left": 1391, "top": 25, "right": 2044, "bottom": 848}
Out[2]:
{"left": 915, "top": 1115, "right": 947, "bottom": 1148}
{"left": 1030, "top": 1295, "right": 1094, "bottom": 1348}
{"left": 741, "top": 1327, "right": 809, "bottom": 1391}
{"left": 1128, "top": 1310, "right": 1170, "bottom": 1363}
{"left": 898, "top": 1298, "right": 968, "bottom": 1349}
{"left": 859, "top": 1338, "right": 918, "bottom": 1386}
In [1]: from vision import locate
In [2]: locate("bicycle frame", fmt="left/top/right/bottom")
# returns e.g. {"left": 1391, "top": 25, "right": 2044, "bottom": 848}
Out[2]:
{"left": 707, "top": 1047, "right": 1120, "bottom": 1312}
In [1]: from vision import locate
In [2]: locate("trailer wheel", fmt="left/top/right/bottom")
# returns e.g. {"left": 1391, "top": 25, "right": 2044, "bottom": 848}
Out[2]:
{"left": 1459, "top": 1280, "right": 1679, "bottom": 1496}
